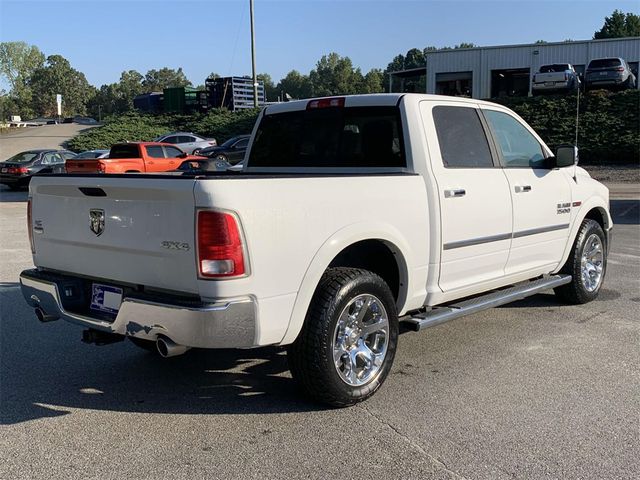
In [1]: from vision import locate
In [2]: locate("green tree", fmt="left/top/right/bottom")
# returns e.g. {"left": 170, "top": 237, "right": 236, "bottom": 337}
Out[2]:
{"left": 455, "top": 43, "right": 476, "bottom": 49}
{"left": 0, "top": 41, "right": 45, "bottom": 118}
{"left": 594, "top": 10, "right": 640, "bottom": 39}
{"left": 29, "top": 55, "right": 94, "bottom": 116}
{"left": 118, "top": 70, "right": 144, "bottom": 108}
{"left": 309, "top": 53, "right": 364, "bottom": 96}
{"left": 257, "top": 72, "right": 278, "bottom": 101}
{"left": 143, "top": 67, "right": 191, "bottom": 91}
{"left": 361, "top": 69, "right": 384, "bottom": 93}
{"left": 276, "top": 70, "right": 312, "bottom": 99}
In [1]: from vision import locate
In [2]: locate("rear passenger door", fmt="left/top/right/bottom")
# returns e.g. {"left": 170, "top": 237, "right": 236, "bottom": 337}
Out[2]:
{"left": 422, "top": 101, "right": 513, "bottom": 293}
{"left": 482, "top": 108, "right": 572, "bottom": 275}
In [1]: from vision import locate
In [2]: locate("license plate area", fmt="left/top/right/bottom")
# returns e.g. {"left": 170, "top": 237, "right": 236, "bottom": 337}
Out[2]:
{"left": 545, "top": 82, "right": 555, "bottom": 86}
{"left": 90, "top": 283, "right": 123, "bottom": 315}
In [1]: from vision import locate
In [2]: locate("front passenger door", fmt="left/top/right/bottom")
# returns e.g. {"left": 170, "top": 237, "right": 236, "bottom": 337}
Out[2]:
{"left": 482, "top": 108, "right": 573, "bottom": 275}
{"left": 422, "top": 102, "right": 513, "bottom": 293}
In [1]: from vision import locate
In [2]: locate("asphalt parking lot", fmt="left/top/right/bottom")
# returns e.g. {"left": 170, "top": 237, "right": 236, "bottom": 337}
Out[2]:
{"left": 0, "top": 186, "right": 638, "bottom": 479}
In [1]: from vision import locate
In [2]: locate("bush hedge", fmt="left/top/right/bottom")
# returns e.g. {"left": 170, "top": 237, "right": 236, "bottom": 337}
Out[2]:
{"left": 67, "top": 108, "right": 260, "bottom": 152}
{"left": 491, "top": 89, "right": 639, "bottom": 164}
{"left": 69, "top": 91, "right": 638, "bottom": 165}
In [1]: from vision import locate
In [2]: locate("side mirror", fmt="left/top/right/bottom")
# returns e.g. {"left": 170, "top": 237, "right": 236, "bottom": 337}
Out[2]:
{"left": 178, "top": 152, "right": 188, "bottom": 158}
{"left": 554, "top": 145, "right": 578, "bottom": 168}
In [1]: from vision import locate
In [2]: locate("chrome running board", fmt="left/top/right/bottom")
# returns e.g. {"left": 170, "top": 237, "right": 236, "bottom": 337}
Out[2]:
{"left": 403, "top": 275, "right": 572, "bottom": 332}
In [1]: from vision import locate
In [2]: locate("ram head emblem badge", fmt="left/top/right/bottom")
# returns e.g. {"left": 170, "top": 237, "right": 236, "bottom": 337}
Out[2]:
{"left": 89, "top": 209, "right": 105, "bottom": 236}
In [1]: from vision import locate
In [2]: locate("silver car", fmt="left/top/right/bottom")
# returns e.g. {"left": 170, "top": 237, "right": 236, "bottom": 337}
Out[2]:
{"left": 585, "top": 57, "right": 637, "bottom": 91}
{"left": 74, "top": 149, "right": 110, "bottom": 159}
{"left": 154, "top": 132, "right": 216, "bottom": 154}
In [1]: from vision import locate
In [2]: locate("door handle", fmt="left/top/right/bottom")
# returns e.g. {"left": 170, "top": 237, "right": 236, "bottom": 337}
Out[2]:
{"left": 515, "top": 185, "right": 532, "bottom": 193}
{"left": 444, "top": 189, "right": 466, "bottom": 198}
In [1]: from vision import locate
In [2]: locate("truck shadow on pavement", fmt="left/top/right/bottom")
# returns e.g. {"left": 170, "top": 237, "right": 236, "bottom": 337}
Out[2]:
{"left": 0, "top": 186, "right": 29, "bottom": 202}
{"left": 0, "top": 289, "right": 323, "bottom": 425}
{"left": 609, "top": 199, "right": 639, "bottom": 225}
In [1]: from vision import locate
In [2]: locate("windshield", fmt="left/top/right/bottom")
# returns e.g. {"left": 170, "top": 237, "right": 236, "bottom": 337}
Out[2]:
{"left": 249, "top": 106, "right": 405, "bottom": 168}
{"left": 540, "top": 64, "right": 569, "bottom": 73}
{"left": 3, "top": 151, "right": 40, "bottom": 163}
{"left": 588, "top": 59, "right": 621, "bottom": 69}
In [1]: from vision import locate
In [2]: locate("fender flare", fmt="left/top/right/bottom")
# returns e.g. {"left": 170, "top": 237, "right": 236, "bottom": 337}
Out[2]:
{"left": 552, "top": 197, "right": 612, "bottom": 273}
{"left": 279, "top": 222, "right": 413, "bottom": 345}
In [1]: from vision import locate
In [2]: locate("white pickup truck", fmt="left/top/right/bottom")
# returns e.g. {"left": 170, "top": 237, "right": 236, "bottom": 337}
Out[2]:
{"left": 20, "top": 94, "right": 612, "bottom": 406}
{"left": 532, "top": 63, "right": 581, "bottom": 94}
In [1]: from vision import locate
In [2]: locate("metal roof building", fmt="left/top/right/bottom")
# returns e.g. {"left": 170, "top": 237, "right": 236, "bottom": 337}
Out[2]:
{"left": 390, "top": 37, "right": 640, "bottom": 99}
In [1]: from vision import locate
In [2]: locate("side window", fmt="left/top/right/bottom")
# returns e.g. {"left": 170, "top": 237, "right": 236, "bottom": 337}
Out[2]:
{"left": 183, "top": 136, "right": 197, "bottom": 143}
{"left": 42, "top": 153, "right": 56, "bottom": 165}
{"left": 483, "top": 110, "right": 545, "bottom": 168}
{"left": 163, "top": 146, "right": 184, "bottom": 158}
{"left": 235, "top": 138, "right": 249, "bottom": 149}
{"left": 53, "top": 154, "right": 65, "bottom": 164}
{"left": 432, "top": 106, "right": 494, "bottom": 168}
{"left": 146, "top": 146, "right": 165, "bottom": 158}
{"left": 163, "top": 136, "right": 178, "bottom": 144}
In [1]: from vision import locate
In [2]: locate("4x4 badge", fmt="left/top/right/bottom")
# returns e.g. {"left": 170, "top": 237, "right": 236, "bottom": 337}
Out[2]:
{"left": 89, "top": 209, "right": 105, "bottom": 236}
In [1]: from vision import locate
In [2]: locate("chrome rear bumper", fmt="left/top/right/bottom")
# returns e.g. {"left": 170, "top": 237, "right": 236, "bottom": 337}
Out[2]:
{"left": 20, "top": 269, "right": 257, "bottom": 348}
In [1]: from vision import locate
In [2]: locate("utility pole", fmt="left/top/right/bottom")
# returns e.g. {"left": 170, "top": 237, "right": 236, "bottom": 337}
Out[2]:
{"left": 250, "top": 0, "right": 258, "bottom": 107}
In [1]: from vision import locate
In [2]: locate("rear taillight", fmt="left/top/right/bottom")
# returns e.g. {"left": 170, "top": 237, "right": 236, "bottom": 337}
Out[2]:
{"left": 27, "top": 197, "right": 35, "bottom": 254}
{"left": 197, "top": 210, "right": 246, "bottom": 278}
{"left": 208, "top": 141, "right": 216, "bottom": 146}
{"left": 18, "top": 167, "right": 28, "bottom": 174}
{"left": 307, "top": 97, "right": 345, "bottom": 109}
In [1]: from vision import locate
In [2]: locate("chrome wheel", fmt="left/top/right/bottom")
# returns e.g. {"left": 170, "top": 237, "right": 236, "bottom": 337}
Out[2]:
{"left": 581, "top": 233, "right": 604, "bottom": 292}
{"left": 332, "top": 294, "right": 389, "bottom": 386}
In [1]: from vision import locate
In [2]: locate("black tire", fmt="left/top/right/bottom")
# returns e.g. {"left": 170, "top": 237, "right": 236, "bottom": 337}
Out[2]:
{"left": 192, "top": 148, "right": 201, "bottom": 155}
{"left": 215, "top": 154, "right": 228, "bottom": 162}
{"left": 554, "top": 219, "right": 607, "bottom": 304}
{"left": 128, "top": 337, "right": 157, "bottom": 353}
{"left": 288, "top": 267, "right": 398, "bottom": 407}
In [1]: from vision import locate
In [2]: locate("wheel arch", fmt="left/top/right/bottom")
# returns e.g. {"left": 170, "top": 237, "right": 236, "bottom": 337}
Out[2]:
{"left": 280, "top": 223, "right": 413, "bottom": 345}
{"left": 553, "top": 199, "right": 612, "bottom": 274}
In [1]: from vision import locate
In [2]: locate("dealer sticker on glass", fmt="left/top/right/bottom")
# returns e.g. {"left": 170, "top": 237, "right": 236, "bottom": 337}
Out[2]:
{"left": 90, "top": 283, "right": 123, "bottom": 315}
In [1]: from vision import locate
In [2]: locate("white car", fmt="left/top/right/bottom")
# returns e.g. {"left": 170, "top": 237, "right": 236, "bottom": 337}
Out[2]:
{"left": 154, "top": 132, "right": 216, "bottom": 154}
{"left": 21, "top": 94, "right": 611, "bottom": 406}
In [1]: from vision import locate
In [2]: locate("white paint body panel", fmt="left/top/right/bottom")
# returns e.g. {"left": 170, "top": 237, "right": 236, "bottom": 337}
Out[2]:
{"left": 28, "top": 94, "right": 612, "bottom": 348}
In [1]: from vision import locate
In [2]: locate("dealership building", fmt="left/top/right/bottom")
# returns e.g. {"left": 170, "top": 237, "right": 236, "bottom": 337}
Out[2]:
{"left": 389, "top": 37, "right": 640, "bottom": 99}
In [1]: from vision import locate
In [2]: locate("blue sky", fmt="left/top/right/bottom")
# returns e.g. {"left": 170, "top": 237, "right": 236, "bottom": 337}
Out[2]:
{"left": 1, "top": 0, "right": 637, "bottom": 87}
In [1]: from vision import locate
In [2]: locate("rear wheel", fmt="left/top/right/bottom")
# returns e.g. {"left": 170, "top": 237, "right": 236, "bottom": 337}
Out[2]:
{"left": 215, "top": 154, "right": 228, "bottom": 162}
{"left": 288, "top": 267, "right": 398, "bottom": 407}
{"left": 554, "top": 218, "right": 607, "bottom": 304}
{"left": 192, "top": 148, "right": 201, "bottom": 155}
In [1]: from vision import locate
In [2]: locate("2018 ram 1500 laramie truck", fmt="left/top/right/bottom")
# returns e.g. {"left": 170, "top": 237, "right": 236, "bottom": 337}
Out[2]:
{"left": 20, "top": 94, "right": 611, "bottom": 406}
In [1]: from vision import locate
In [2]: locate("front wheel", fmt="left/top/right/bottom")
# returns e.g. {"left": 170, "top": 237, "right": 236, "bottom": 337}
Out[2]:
{"left": 288, "top": 267, "right": 398, "bottom": 407}
{"left": 555, "top": 218, "right": 607, "bottom": 304}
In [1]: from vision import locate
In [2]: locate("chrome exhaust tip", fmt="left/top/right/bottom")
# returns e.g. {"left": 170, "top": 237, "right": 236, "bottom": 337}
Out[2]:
{"left": 34, "top": 306, "right": 59, "bottom": 322}
{"left": 156, "top": 335, "right": 190, "bottom": 358}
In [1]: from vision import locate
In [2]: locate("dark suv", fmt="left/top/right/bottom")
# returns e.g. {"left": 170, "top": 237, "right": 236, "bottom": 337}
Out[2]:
{"left": 0, "top": 149, "right": 75, "bottom": 190}
{"left": 585, "top": 57, "right": 637, "bottom": 91}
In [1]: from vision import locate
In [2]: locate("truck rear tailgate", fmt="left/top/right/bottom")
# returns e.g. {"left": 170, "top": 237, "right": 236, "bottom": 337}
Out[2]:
{"left": 65, "top": 158, "right": 101, "bottom": 173}
{"left": 29, "top": 175, "right": 199, "bottom": 294}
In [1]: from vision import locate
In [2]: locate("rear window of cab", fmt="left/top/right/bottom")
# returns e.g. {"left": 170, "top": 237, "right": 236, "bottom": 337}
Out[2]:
{"left": 248, "top": 106, "right": 406, "bottom": 168}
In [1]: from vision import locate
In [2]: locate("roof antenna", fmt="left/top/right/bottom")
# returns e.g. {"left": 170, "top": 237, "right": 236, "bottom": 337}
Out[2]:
{"left": 572, "top": 80, "right": 581, "bottom": 181}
